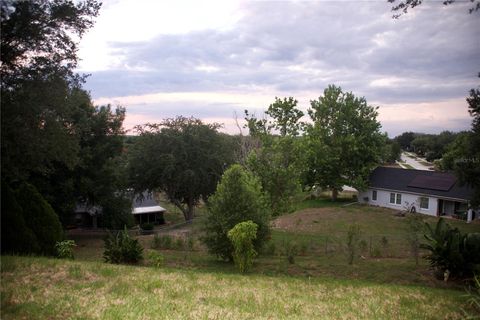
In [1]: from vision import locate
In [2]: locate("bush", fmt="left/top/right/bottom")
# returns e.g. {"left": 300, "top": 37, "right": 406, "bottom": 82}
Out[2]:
{"left": 421, "top": 218, "right": 480, "bottom": 279}
{"left": 203, "top": 165, "right": 271, "bottom": 261}
{"left": 462, "top": 275, "right": 480, "bottom": 318}
{"left": 227, "top": 221, "right": 258, "bottom": 273}
{"left": 1, "top": 181, "right": 40, "bottom": 254}
{"left": 140, "top": 223, "right": 154, "bottom": 231}
{"left": 282, "top": 240, "right": 299, "bottom": 264}
{"left": 15, "top": 183, "right": 63, "bottom": 255}
{"left": 346, "top": 224, "right": 362, "bottom": 265}
{"left": 174, "top": 237, "right": 184, "bottom": 250}
{"left": 147, "top": 250, "right": 164, "bottom": 268}
{"left": 104, "top": 227, "right": 143, "bottom": 264}
{"left": 55, "top": 240, "right": 76, "bottom": 259}
{"left": 151, "top": 234, "right": 173, "bottom": 250}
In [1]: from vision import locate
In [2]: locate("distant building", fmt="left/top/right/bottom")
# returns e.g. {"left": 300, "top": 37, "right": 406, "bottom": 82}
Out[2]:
{"left": 74, "top": 191, "right": 166, "bottom": 228}
{"left": 131, "top": 192, "right": 166, "bottom": 225}
{"left": 358, "top": 167, "right": 478, "bottom": 222}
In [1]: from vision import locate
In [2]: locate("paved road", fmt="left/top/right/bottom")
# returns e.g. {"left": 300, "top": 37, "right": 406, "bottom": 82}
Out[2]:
{"left": 400, "top": 152, "right": 431, "bottom": 171}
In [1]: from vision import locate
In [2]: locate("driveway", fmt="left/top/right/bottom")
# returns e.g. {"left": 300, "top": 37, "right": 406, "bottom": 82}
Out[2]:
{"left": 400, "top": 152, "right": 432, "bottom": 171}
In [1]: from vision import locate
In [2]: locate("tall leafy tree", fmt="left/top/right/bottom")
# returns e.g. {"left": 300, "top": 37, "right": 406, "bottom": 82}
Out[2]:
{"left": 1, "top": 0, "right": 101, "bottom": 182}
{"left": 305, "top": 85, "right": 385, "bottom": 200}
{"left": 1, "top": 0, "right": 130, "bottom": 230}
{"left": 128, "top": 117, "right": 234, "bottom": 221}
{"left": 203, "top": 165, "right": 271, "bottom": 261}
{"left": 245, "top": 97, "right": 306, "bottom": 215}
{"left": 442, "top": 82, "right": 480, "bottom": 206}
{"left": 394, "top": 131, "right": 417, "bottom": 151}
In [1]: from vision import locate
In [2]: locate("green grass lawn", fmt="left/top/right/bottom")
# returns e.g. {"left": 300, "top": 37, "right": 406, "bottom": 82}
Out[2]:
{"left": 0, "top": 255, "right": 471, "bottom": 320}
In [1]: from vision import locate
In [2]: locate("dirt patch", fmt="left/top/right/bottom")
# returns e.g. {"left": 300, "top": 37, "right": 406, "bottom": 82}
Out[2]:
{"left": 272, "top": 207, "right": 342, "bottom": 233}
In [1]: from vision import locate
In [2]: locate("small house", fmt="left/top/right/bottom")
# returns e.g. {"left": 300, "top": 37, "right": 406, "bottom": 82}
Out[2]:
{"left": 358, "top": 167, "right": 477, "bottom": 222}
{"left": 132, "top": 192, "right": 166, "bottom": 225}
{"left": 74, "top": 191, "right": 166, "bottom": 228}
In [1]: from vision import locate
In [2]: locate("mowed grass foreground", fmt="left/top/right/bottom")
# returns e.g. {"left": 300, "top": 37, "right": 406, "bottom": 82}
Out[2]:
{"left": 1, "top": 256, "right": 467, "bottom": 319}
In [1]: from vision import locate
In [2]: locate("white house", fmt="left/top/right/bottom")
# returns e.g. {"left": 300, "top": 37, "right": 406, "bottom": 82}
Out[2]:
{"left": 358, "top": 167, "right": 477, "bottom": 222}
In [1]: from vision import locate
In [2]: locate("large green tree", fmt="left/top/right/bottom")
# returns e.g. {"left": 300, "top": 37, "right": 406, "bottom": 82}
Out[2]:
{"left": 1, "top": 0, "right": 101, "bottom": 182}
{"left": 442, "top": 84, "right": 480, "bottom": 206}
{"left": 128, "top": 117, "right": 234, "bottom": 221}
{"left": 1, "top": 0, "right": 131, "bottom": 230}
{"left": 245, "top": 97, "right": 305, "bottom": 216}
{"left": 305, "top": 85, "right": 385, "bottom": 200}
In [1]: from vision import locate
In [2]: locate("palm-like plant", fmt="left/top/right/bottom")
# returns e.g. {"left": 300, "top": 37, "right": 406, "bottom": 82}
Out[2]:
{"left": 421, "top": 218, "right": 480, "bottom": 280}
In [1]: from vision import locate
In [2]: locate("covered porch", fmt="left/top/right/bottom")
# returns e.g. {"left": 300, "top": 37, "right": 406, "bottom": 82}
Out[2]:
{"left": 133, "top": 206, "right": 166, "bottom": 225}
{"left": 437, "top": 199, "right": 476, "bottom": 221}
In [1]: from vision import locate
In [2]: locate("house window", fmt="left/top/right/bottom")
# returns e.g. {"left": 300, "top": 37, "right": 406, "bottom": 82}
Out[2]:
{"left": 390, "top": 192, "right": 402, "bottom": 205}
{"left": 390, "top": 193, "right": 395, "bottom": 204}
{"left": 420, "top": 197, "right": 429, "bottom": 209}
{"left": 372, "top": 190, "right": 377, "bottom": 201}
{"left": 396, "top": 193, "right": 402, "bottom": 205}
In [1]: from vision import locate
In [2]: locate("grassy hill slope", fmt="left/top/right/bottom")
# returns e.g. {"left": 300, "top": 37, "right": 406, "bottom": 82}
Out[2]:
{"left": 1, "top": 255, "right": 468, "bottom": 320}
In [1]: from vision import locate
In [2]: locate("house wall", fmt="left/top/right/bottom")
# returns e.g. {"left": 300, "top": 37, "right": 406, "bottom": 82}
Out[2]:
{"left": 358, "top": 188, "right": 439, "bottom": 216}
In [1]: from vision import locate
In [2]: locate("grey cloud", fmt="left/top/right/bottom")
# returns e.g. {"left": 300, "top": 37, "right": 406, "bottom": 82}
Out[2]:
{"left": 84, "top": 0, "right": 480, "bottom": 107}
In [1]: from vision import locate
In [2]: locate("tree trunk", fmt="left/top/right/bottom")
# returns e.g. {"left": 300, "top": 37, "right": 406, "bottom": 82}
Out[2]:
{"left": 173, "top": 199, "right": 195, "bottom": 222}
{"left": 185, "top": 204, "right": 195, "bottom": 222}
{"left": 331, "top": 188, "right": 338, "bottom": 201}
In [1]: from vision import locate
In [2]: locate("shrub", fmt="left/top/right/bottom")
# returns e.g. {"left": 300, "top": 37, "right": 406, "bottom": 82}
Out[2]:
{"left": 227, "top": 221, "right": 258, "bottom": 273}
{"left": 55, "top": 240, "right": 76, "bottom": 259}
{"left": 346, "top": 224, "right": 362, "bottom": 265}
{"left": 104, "top": 226, "right": 143, "bottom": 264}
{"left": 141, "top": 223, "right": 154, "bottom": 231}
{"left": 462, "top": 275, "right": 480, "bottom": 318}
{"left": 147, "top": 250, "right": 164, "bottom": 268}
{"left": 282, "top": 240, "right": 299, "bottom": 264}
{"left": 174, "top": 237, "right": 185, "bottom": 250}
{"left": 15, "top": 183, "right": 63, "bottom": 255}
{"left": 1, "top": 181, "right": 40, "bottom": 254}
{"left": 203, "top": 165, "right": 271, "bottom": 260}
{"left": 151, "top": 234, "right": 173, "bottom": 250}
{"left": 421, "top": 218, "right": 480, "bottom": 279}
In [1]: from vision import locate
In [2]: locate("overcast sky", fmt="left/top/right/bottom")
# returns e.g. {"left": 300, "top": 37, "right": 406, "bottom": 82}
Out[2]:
{"left": 77, "top": 0, "right": 480, "bottom": 137}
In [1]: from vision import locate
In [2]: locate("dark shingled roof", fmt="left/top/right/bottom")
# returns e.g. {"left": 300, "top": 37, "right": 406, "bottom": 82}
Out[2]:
{"left": 133, "top": 192, "right": 159, "bottom": 208}
{"left": 368, "top": 167, "right": 473, "bottom": 201}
